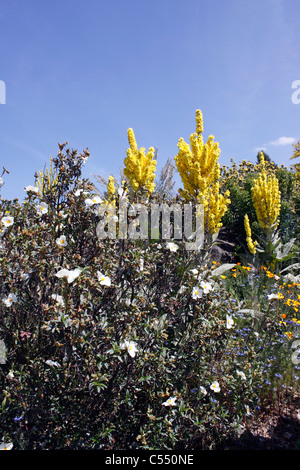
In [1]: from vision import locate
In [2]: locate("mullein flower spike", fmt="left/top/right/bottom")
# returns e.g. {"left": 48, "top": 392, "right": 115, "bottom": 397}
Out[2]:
{"left": 107, "top": 176, "right": 115, "bottom": 197}
{"left": 123, "top": 128, "right": 157, "bottom": 194}
{"left": 106, "top": 175, "right": 116, "bottom": 205}
{"left": 174, "top": 109, "right": 230, "bottom": 235}
{"left": 251, "top": 153, "right": 281, "bottom": 230}
{"left": 244, "top": 214, "right": 257, "bottom": 255}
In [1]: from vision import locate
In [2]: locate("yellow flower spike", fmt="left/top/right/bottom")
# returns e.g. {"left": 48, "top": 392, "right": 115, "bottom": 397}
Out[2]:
{"left": 244, "top": 214, "right": 257, "bottom": 255}
{"left": 127, "top": 128, "right": 138, "bottom": 153}
{"left": 251, "top": 153, "right": 281, "bottom": 230}
{"left": 123, "top": 128, "right": 157, "bottom": 194}
{"left": 195, "top": 109, "right": 204, "bottom": 135}
{"left": 174, "top": 109, "right": 230, "bottom": 235}
{"left": 106, "top": 176, "right": 116, "bottom": 205}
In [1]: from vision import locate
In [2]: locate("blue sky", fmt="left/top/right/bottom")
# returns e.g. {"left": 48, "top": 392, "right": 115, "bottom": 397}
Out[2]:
{"left": 0, "top": 0, "right": 299, "bottom": 201}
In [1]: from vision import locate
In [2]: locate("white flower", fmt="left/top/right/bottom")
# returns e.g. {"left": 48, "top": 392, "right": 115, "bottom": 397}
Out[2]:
{"left": 139, "top": 258, "right": 144, "bottom": 271}
{"left": 1, "top": 216, "right": 14, "bottom": 227}
{"left": 210, "top": 381, "right": 221, "bottom": 393}
{"left": 237, "top": 370, "right": 246, "bottom": 380}
{"left": 166, "top": 242, "right": 179, "bottom": 252}
{"left": 51, "top": 294, "right": 65, "bottom": 306}
{"left": 35, "top": 202, "right": 48, "bottom": 215}
{"left": 267, "top": 293, "right": 282, "bottom": 300}
{"left": 192, "top": 286, "right": 202, "bottom": 299}
{"left": 58, "top": 210, "right": 68, "bottom": 219}
{"left": 55, "top": 268, "right": 81, "bottom": 284}
{"left": 162, "top": 396, "right": 177, "bottom": 407}
{"left": 0, "top": 442, "right": 13, "bottom": 450}
{"left": 200, "top": 280, "right": 213, "bottom": 294}
{"left": 190, "top": 268, "right": 199, "bottom": 276}
{"left": 245, "top": 405, "right": 251, "bottom": 416}
{"left": 97, "top": 271, "right": 111, "bottom": 286}
{"left": 7, "top": 371, "right": 14, "bottom": 380}
{"left": 56, "top": 235, "right": 67, "bottom": 247}
{"left": 85, "top": 195, "right": 103, "bottom": 207}
{"left": 75, "top": 189, "right": 86, "bottom": 196}
{"left": 3, "top": 293, "right": 17, "bottom": 307}
{"left": 75, "top": 188, "right": 90, "bottom": 197}
{"left": 122, "top": 340, "right": 138, "bottom": 358}
{"left": 45, "top": 359, "right": 61, "bottom": 367}
{"left": 0, "top": 177, "right": 3, "bottom": 187}
{"left": 226, "top": 314, "right": 234, "bottom": 329}
{"left": 25, "top": 185, "right": 39, "bottom": 193}
{"left": 200, "top": 386, "right": 207, "bottom": 395}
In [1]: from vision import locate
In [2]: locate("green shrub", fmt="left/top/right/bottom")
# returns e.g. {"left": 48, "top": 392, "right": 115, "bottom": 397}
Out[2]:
{"left": 0, "top": 146, "right": 299, "bottom": 450}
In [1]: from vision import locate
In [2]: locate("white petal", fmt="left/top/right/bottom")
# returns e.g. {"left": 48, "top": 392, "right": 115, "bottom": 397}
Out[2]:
{"left": 45, "top": 360, "right": 61, "bottom": 367}
{"left": 0, "top": 442, "right": 13, "bottom": 450}
{"left": 67, "top": 268, "right": 81, "bottom": 283}
{"left": 55, "top": 269, "right": 70, "bottom": 278}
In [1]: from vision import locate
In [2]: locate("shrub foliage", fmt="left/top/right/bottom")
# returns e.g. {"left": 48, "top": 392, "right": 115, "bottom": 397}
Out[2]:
{"left": 0, "top": 133, "right": 299, "bottom": 450}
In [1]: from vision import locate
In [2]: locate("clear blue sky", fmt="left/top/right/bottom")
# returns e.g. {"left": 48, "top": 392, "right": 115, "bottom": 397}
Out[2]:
{"left": 0, "top": 0, "right": 299, "bottom": 201}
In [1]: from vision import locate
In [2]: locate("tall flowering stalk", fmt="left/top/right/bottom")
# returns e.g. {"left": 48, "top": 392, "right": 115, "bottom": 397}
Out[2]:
{"left": 244, "top": 213, "right": 257, "bottom": 255}
{"left": 106, "top": 175, "right": 116, "bottom": 205}
{"left": 244, "top": 153, "right": 295, "bottom": 271}
{"left": 174, "top": 109, "right": 230, "bottom": 236}
{"left": 251, "top": 153, "right": 281, "bottom": 231}
{"left": 123, "top": 128, "right": 157, "bottom": 195}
